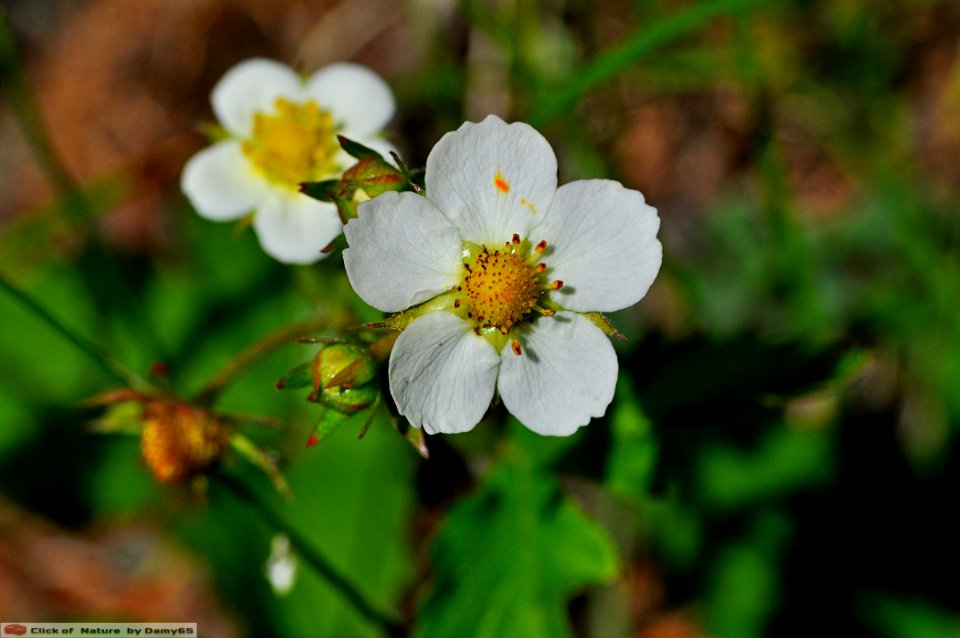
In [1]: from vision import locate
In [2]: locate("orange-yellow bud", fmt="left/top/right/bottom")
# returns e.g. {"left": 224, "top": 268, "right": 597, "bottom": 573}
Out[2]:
{"left": 140, "top": 401, "right": 229, "bottom": 483}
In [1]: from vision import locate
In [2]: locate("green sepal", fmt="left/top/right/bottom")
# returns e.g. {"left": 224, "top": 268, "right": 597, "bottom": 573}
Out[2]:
{"left": 229, "top": 433, "right": 290, "bottom": 497}
{"left": 299, "top": 179, "right": 340, "bottom": 202}
{"left": 337, "top": 135, "right": 383, "bottom": 161}
{"left": 313, "top": 408, "right": 351, "bottom": 442}
{"left": 406, "top": 425, "right": 429, "bottom": 459}
{"left": 201, "top": 122, "right": 231, "bottom": 143}
{"left": 584, "top": 311, "right": 626, "bottom": 340}
{"left": 321, "top": 233, "right": 348, "bottom": 254}
{"left": 275, "top": 362, "right": 313, "bottom": 390}
{"left": 366, "top": 291, "right": 459, "bottom": 332}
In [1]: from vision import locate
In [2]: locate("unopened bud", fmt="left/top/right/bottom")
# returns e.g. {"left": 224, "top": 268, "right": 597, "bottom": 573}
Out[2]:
{"left": 336, "top": 157, "right": 406, "bottom": 221}
{"left": 310, "top": 343, "right": 378, "bottom": 414}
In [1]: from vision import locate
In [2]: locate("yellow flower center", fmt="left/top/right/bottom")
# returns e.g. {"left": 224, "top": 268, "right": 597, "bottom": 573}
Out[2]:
{"left": 464, "top": 247, "right": 540, "bottom": 332}
{"left": 454, "top": 235, "right": 563, "bottom": 355}
{"left": 241, "top": 97, "right": 341, "bottom": 187}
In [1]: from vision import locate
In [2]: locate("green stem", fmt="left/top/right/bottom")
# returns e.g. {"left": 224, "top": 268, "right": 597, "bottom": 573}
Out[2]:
{"left": 214, "top": 470, "right": 408, "bottom": 638}
{"left": 0, "top": 269, "right": 147, "bottom": 389}
{"left": 194, "top": 317, "right": 327, "bottom": 405}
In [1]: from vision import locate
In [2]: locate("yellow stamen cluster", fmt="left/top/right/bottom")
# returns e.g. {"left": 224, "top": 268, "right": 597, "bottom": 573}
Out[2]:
{"left": 456, "top": 234, "right": 564, "bottom": 353}
{"left": 242, "top": 97, "right": 340, "bottom": 187}
{"left": 464, "top": 248, "right": 540, "bottom": 333}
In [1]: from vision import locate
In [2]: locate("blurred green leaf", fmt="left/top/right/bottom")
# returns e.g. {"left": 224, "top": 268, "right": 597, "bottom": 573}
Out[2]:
{"left": 529, "top": 0, "right": 764, "bottom": 125}
{"left": 416, "top": 460, "right": 618, "bottom": 638}
{"left": 704, "top": 511, "right": 790, "bottom": 638}
{"left": 859, "top": 594, "right": 960, "bottom": 638}
{"left": 697, "top": 424, "right": 833, "bottom": 511}
{"left": 605, "top": 374, "right": 658, "bottom": 502}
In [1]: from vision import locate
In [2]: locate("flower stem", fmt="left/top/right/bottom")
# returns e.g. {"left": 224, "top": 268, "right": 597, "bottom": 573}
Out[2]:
{"left": 0, "top": 268, "right": 148, "bottom": 389}
{"left": 194, "top": 317, "right": 327, "bottom": 405}
{"left": 213, "top": 470, "right": 408, "bottom": 637}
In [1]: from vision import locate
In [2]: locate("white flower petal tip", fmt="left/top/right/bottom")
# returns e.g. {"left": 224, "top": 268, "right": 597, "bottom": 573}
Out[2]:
{"left": 498, "top": 313, "right": 618, "bottom": 436}
{"left": 211, "top": 58, "right": 303, "bottom": 137}
{"left": 306, "top": 63, "right": 396, "bottom": 136}
{"left": 425, "top": 114, "right": 558, "bottom": 245}
{"left": 539, "top": 179, "right": 662, "bottom": 312}
{"left": 343, "top": 192, "right": 462, "bottom": 312}
{"left": 180, "top": 141, "right": 264, "bottom": 221}
{"left": 389, "top": 312, "right": 500, "bottom": 434}
{"left": 252, "top": 192, "right": 343, "bottom": 265}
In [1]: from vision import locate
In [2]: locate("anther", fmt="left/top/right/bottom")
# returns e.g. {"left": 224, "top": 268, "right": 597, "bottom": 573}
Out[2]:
{"left": 512, "top": 233, "right": 521, "bottom": 245}
{"left": 535, "top": 240, "right": 547, "bottom": 253}
{"left": 511, "top": 340, "right": 522, "bottom": 356}
{"left": 535, "top": 306, "right": 556, "bottom": 316}
{"left": 551, "top": 280, "right": 564, "bottom": 290}
{"left": 535, "top": 263, "right": 547, "bottom": 274}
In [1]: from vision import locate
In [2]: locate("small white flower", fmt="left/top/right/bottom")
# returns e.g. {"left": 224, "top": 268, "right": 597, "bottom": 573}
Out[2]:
{"left": 343, "top": 115, "right": 662, "bottom": 436}
{"left": 264, "top": 533, "right": 298, "bottom": 596}
{"left": 181, "top": 58, "right": 396, "bottom": 264}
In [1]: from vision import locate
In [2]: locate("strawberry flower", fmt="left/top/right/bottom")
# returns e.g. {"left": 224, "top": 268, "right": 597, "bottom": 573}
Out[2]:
{"left": 181, "top": 58, "right": 395, "bottom": 264}
{"left": 343, "top": 115, "right": 662, "bottom": 436}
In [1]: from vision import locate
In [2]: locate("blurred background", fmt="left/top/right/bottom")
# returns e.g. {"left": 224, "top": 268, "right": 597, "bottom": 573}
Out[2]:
{"left": 1, "top": 0, "right": 959, "bottom": 636}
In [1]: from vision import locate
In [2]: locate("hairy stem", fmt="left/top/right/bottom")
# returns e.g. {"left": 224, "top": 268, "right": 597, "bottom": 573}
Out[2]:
{"left": 194, "top": 317, "right": 327, "bottom": 405}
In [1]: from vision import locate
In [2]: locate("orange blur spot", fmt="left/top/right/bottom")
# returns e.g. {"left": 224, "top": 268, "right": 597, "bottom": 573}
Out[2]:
{"left": 494, "top": 172, "right": 510, "bottom": 193}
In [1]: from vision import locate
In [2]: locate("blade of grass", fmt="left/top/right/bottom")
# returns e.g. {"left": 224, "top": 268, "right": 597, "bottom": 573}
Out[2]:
{"left": 527, "top": 0, "right": 762, "bottom": 126}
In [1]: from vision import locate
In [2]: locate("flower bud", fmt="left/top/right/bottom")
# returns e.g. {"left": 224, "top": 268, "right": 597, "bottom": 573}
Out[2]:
{"left": 309, "top": 343, "right": 379, "bottom": 414}
{"left": 334, "top": 157, "right": 407, "bottom": 221}
{"left": 140, "top": 400, "right": 229, "bottom": 483}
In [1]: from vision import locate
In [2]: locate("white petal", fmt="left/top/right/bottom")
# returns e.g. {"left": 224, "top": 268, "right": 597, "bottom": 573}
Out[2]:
{"left": 424, "top": 115, "right": 557, "bottom": 246}
{"left": 181, "top": 141, "right": 266, "bottom": 221}
{"left": 537, "top": 180, "right": 662, "bottom": 312}
{"left": 389, "top": 312, "right": 500, "bottom": 434}
{"left": 305, "top": 63, "right": 395, "bottom": 136}
{"left": 212, "top": 58, "right": 303, "bottom": 137}
{"left": 498, "top": 312, "right": 617, "bottom": 436}
{"left": 252, "top": 190, "right": 342, "bottom": 264}
{"left": 343, "top": 191, "right": 463, "bottom": 312}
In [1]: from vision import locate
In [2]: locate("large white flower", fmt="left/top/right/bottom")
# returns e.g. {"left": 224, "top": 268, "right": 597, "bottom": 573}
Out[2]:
{"left": 343, "top": 115, "right": 662, "bottom": 436}
{"left": 181, "top": 58, "right": 395, "bottom": 264}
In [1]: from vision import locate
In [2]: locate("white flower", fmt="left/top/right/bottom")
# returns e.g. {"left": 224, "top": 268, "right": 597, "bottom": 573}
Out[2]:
{"left": 181, "top": 58, "right": 396, "bottom": 264}
{"left": 343, "top": 115, "right": 662, "bottom": 436}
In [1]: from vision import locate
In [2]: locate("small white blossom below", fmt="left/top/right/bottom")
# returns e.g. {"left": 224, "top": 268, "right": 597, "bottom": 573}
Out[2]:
{"left": 265, "top": 533, "right": 298, "bottom": 596}
{"left": 343, "top": 115, "right": 662, "bottom": 436}
{"left": 181, "top": 58, "right": 396, "bottom": 264}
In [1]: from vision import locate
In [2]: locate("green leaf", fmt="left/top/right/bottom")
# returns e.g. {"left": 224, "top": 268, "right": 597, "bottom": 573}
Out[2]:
{"left": 416, "top": 460, "right": 618, "bottom": 638}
